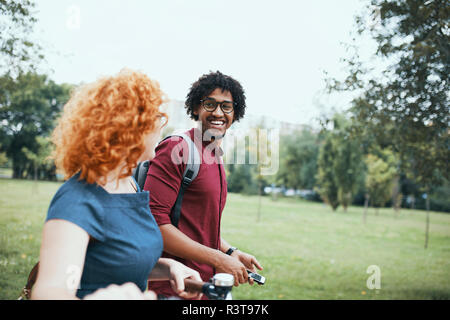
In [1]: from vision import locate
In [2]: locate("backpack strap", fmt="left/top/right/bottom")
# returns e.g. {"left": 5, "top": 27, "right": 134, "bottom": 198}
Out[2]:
{"left": 168, "top": 133, "right": 201, "bottom": 227}
{"left": 132, "top": 132, "right": 201, "bottom": 228}
{"left": 134, "top": 160, "right": 150, "bottom": 192}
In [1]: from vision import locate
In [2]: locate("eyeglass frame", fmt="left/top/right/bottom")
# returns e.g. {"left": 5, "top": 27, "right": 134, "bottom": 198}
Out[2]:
{"left": 199, "top": 98, "right": 235, "bottom": 114}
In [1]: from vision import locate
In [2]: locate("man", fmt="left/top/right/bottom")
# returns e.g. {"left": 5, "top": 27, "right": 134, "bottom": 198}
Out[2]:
{"left": 144, "top": 71, "right": 263, "bottom": 299}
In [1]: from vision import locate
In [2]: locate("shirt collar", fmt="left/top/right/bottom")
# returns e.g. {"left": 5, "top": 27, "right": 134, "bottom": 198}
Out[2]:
{"left": 193, "top": 128, "right": 224, "bottom": 157}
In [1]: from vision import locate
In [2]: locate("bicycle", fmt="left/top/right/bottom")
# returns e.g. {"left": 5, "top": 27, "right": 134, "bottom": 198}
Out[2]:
{"left": 18, "top": 262, "right": 234, "bottom": 300}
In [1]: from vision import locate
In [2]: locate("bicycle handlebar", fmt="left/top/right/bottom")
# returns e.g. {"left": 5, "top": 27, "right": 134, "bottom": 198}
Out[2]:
{"left": 184, "top": 278, "right": 205, "bottom": 293}
{"left": 158, "top": 273, "right": 234, "bottom": 300}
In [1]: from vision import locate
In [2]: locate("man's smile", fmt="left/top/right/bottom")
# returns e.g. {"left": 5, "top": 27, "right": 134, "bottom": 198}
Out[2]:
{"left": 207, "top": 118, "right": 227, "bottom": 128}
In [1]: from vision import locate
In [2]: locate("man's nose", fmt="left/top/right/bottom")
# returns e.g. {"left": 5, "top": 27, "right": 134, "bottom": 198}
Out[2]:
{"left": 212, "top": 104, "right": 225, "bottom": 116}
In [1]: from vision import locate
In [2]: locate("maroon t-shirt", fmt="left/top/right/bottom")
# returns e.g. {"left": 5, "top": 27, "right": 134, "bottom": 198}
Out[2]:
{"left": 145, "top": 128, "right": 227, "bottom": 298}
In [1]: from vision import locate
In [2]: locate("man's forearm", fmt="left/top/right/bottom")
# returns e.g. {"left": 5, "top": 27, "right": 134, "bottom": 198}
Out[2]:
{"left": 159, "top": 224, "right": 223, "bottom": 268}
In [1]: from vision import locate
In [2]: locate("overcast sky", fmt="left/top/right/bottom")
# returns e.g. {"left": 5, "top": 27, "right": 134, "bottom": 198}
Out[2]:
{"left": 33, "top": 0, "right": 372, "bottom": 127}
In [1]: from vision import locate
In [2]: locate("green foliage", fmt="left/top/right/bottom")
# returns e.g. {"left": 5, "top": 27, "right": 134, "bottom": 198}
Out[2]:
{"left": 0, "top": 151, "right": 7, "bottom": 166}
{"left": 0, "top": 0, "right": 44, "bottom": 75}
{"left": 276, "top": 129, "right": 319, "bottom": 190}
{"left": 226, "top": 127, "right": 320, "bottom": 198}
{"left": 365, "top": 150, "right": 398, "bottom": 208}
{"left": 316, "top": 133, "right": 340, "bottom": 210}
{"left": 332, "top": 117, "right": 364, "bottom": 210}
{"left": 316, "top": 114, "right": 364, "bottom": 211}
{"left": 21, "top": 136, "right": 54, "bottom": 179}
{"left": 428, "top": 181, "right": 450, "bottom": 213}
{"left": 0, "top": 141, "right": 8, "bottom": 167}
{"left": 330, "top": 0, "right": 449, "bottom": 192}
{"left": 226, "top": 163, "right": 259, "bottom": 195}
{"left": 0, "top": 72, "right": 72, "bottom": 179}
{"left": 226, "top": 122, "right": 275, "bottom": 196}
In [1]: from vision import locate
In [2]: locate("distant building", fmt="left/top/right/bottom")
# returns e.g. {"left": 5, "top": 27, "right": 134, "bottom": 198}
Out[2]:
{"left": 161, "top": 99, "right": 196, "bottom": 134}
{"left": 233, "top": 113, "right": 312, "bottom": 135}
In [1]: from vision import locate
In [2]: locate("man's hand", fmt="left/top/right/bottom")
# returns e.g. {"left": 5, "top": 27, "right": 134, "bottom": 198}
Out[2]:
{"left": 230, "top": 250, "right": 263, "bottom": 285}
{"left": 214, "top": 253, "right": 248, "bottom": 287}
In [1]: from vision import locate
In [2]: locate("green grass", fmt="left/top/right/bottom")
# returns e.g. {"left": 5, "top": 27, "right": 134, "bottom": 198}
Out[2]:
{"left": 224, "top": 194, "right": 450, "bottom": 300}
{"left": 1, "top": 178, "right": 449, "bottom": 300}
{"left": 0, "top": 178, "right": 62, "bottom": 300}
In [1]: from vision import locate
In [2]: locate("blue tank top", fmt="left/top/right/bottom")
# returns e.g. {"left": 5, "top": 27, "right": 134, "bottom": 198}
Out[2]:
{"left": 45, "top": 172, "right": 163, "bottom": 299}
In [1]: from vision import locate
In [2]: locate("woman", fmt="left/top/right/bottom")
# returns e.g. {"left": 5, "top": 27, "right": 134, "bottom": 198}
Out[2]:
{"left": 31, "top": 69, "right": 202, "bottom": 300}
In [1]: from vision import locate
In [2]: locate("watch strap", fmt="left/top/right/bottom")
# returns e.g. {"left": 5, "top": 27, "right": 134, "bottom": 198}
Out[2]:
{"left": 226, "top": 247, "right": 237, "bottom": 255}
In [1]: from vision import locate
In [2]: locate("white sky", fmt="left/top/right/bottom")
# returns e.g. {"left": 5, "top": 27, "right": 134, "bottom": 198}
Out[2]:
{"left": 33, "top": 0, "right": 372, "bottom": 126}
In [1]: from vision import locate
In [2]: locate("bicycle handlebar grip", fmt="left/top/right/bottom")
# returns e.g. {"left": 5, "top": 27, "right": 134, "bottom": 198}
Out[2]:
{"left": 184, "top": 278, "right": 205, "bottom": 293}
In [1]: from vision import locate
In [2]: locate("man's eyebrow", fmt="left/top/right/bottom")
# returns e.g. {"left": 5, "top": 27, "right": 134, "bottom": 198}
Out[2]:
{"left": 205, "top": 97, "right": 233, "bottom": 103}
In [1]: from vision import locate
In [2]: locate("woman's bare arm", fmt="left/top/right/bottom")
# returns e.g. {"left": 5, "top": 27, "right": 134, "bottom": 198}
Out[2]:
{"left": 31, "top": 219, "right": 89, "bottom": 300}
{"left": 32, "top": 219, "right": 152, "bottom": 300}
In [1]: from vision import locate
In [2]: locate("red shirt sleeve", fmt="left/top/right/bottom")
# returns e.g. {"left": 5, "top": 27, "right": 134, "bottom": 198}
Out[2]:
{"left": 144, "top": 136, "right": 188, "bottom": 226}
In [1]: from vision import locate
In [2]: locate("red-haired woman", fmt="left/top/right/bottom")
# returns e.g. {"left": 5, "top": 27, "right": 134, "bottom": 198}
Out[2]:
{"left": 31, "top": 69, "right": 202, "bottom": 300}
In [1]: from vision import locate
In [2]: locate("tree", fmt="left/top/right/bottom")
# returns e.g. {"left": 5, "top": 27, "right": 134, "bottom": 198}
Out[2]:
{"left": 331, "top": 116, "right": 364, "bottom": 211}
{"left": 366, "top": 0, "right": 448, "bottom": 248}
{"left": 403, "top": 142, "right": 445, "bottom": 249}
{"left": 0, "top": 0, "right": 44, "bottom": 76}
{"left": 328, "top": 0, "right": 448, "bottom": 178}
{"left": 0, "top": 149, "right": 7, "bottom": 167}
{"left": 21, "top": 135, "right": 53, "bottom": 181}
{"left": 226, "top": 163, "right": 258, "bottom": 195}
{"left": 328, "top": 0, "right": 449, "bottom": 247}
{"left": 277, "top": 129, "right": 319, "bottom": 192}
{"left": 316, "top": 114, "right": 364, "bottom": 212}
{"left": 0, "top": 72, "right": 72, "bottom": 179}
{"left": 364, "top": 150, "right": 397, "bottom": 217}
{"left": 315, "top": 133, "right": 340, "bottom": 211}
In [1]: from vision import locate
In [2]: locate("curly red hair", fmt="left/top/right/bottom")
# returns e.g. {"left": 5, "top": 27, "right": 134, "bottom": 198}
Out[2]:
{"left": 51, "top": 69, "right": 167, "bottom": 184}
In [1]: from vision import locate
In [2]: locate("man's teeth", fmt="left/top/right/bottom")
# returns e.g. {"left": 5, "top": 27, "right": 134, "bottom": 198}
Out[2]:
{"left": 210, "top": 120, "right": 225, "bottom": 125}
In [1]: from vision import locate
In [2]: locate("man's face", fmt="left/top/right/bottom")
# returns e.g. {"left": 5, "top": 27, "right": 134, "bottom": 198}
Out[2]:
{"left": 194, "top": 88, "right": 234, "bottom": 139}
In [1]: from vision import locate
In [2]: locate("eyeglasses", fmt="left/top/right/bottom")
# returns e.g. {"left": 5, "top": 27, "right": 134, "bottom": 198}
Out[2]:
{"left": 200, "top": 98, "right": 235, "bottom": 114}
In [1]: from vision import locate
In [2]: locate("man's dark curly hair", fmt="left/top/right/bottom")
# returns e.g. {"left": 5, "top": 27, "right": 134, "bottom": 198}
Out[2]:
{"left": 185, "top": 71, "right": 246, "bottom": 122}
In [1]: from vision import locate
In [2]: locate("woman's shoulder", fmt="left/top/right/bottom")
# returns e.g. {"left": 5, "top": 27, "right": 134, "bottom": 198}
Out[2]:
{"left": 51, "top": 173, "right": 103, "bottom": 206}
{"left": 46, "top": 173, "right": 106, "bottom": 241}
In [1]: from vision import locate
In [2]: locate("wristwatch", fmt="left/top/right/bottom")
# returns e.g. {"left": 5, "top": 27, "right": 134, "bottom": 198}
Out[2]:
{"left": 226, "top": 246, "right": 238, "bottom": 255}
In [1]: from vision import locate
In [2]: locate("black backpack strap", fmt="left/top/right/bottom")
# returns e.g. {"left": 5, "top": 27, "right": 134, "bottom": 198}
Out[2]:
{"left": 132, "top": 132, "right": 201, "bottom": 228}
{"left": 169, "top": 133, "right": 201, "bottom": 228}
{"left": 170, "top": 167, "right": 194, "bottom": 227}
{"left": 133, "top": 160, "right": 150, "bottom": 192}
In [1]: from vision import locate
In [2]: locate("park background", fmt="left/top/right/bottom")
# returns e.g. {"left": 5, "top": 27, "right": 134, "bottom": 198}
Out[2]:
{"left": 0, "top": 0, "right": 449, "bottom": 299}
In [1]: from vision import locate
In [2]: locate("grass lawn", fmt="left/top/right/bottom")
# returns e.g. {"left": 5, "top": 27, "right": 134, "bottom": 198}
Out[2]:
{"left": 1, "top": 178, "right": 449, "bottom": 300}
